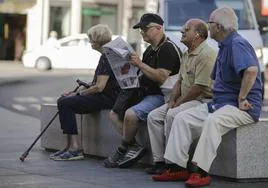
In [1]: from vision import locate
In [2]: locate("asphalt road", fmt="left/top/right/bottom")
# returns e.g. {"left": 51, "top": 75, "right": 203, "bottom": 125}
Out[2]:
{"left": 1, "top": 66, "right": 268, "bottom": 119}
{"left": 0, "top": 67, "right": 94, "bottom": 118}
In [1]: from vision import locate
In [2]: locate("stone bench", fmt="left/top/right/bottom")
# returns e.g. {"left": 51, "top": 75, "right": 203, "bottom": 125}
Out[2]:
{"left": 40, "top": 104, "right": 268, "bottom": 181}
{"left": 40, "top": 104, "right": 152, "bottom": 163}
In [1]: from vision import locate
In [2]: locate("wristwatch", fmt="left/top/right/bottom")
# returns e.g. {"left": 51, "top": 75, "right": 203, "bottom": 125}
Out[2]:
{"left": 240, "top": 97, "right": 246, "bottom": 102}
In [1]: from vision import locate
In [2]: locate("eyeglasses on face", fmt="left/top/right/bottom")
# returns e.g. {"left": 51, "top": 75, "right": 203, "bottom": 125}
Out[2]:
{"left": 207, "top": 21, "right": 218, "bottom": 24}
{"left": 207, "top": 21, "right": 219, "bottom": 27}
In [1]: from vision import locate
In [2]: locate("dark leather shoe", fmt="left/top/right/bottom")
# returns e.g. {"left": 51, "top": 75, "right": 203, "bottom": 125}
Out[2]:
{"left": 145, "top": 162, "right": 167, "bottom": 175}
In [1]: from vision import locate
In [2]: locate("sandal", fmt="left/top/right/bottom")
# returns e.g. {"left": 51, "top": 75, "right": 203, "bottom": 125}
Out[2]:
{"left": 53, "top": 150, "right": 84, "bottom": 161}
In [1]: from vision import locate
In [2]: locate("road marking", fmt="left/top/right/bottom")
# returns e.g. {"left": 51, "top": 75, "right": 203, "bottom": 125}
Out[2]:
{"left": 12, "top": 104, "right": 27, "bottom": 111}
{"left": 42, "top": 97, "right": 57, "bottom": 102}
{"left": 13, "top": 97, "right": 40, "bottom": 103}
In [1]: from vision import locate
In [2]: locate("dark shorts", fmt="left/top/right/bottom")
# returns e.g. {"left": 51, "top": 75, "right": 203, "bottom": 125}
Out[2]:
{"left": 112, "top": 88, "right": 145, "bottom": 119}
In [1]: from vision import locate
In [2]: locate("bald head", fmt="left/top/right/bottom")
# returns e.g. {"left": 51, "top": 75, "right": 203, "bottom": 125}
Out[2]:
{"left": 186, "top": 19, "right": 208, "bottom": 39}
{"left": 209, "top": 7, "right": 238, "bottom": 31}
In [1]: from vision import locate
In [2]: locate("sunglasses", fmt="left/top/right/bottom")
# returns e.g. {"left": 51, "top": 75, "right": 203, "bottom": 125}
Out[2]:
{"left": 207, "top": 21, "right": 218, "bottom": 24}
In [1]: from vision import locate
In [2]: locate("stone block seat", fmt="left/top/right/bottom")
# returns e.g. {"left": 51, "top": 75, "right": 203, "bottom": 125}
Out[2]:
{"left": 40, "top": 104, "right": 152, "bottom": 163}
{"left": 40, "top": 104, "right": 268, "bottom": 181}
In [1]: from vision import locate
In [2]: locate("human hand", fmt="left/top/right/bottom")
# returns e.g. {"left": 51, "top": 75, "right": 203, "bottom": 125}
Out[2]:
{"left": 62, "top": 88, "right": 82, "bottom": 97}
{"left": 238, "top": 99, "right": 253, "bottom": 110}
{"left": 61, "top": 91, "right": 73, "bottom": 97}
{"left": 130, "top": 54, "right": 142, "bottom": 67}
{"left": 167, "top": 99, "right": 175, "bottom": 109}
{"left": 173, "top": 100, "right": 182, "bottom": 108}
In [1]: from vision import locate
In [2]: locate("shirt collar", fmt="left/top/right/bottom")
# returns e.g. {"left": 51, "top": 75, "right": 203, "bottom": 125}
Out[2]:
{"left": 152, "top": 35, "right": 167, "bottom": 51}
{"left": 218, "top": 31, "right": 238, "bottom": 48}
{"left": 189, "top": 40, "right": 207, "bottom": 55}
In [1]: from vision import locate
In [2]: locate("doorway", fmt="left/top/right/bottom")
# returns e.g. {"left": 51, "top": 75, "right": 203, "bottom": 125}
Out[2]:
{"left": 0, "top": 13, "right": 26, "bottom": 61}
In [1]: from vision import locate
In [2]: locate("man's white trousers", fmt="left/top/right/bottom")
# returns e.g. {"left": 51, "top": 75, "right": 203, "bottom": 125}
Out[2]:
{"left": 164, "top": 104, "right": 254, "bottom": 172}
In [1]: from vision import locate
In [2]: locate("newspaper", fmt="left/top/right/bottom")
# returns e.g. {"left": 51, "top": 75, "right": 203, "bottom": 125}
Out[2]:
{"left": 103, "top": 37, "right": 139, "bottom": 89}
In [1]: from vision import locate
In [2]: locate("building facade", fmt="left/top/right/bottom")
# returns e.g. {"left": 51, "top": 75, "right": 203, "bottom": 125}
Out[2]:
{"left": 0, "top": 0, "right": 158, "bottom": 60}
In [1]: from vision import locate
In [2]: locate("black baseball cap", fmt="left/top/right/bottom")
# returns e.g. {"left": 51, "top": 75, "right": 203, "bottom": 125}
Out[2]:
{"left": 133, "top": 13, "right": 164, "bottom": 29}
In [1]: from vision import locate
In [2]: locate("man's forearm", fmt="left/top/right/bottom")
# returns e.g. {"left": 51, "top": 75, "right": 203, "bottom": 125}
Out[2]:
{"left": 169, "top": 80, "right": 181, "bottom": 102}
{"left": 138, "top": 62, "right": 170, "bottom": 85}
{"left": 175, "top": 85, "right": 202, "bottom": 106}
{"left": 239, "top": 66, "right": 258, "bottom": 100}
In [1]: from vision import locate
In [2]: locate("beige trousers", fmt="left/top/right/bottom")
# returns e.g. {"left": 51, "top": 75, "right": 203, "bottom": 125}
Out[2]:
{"left": 147, "top": 100, "right": 202, "bottom": 162}
{"left": 164, "top": 104, "right": 254, "bottom": 172}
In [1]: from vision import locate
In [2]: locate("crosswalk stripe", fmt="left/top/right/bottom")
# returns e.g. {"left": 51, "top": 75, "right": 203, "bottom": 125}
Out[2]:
{"left": 12, "top": 104, "right": 27, "bottom": 111}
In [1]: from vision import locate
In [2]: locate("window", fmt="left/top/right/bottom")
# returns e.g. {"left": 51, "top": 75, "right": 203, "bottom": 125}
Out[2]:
{"left": 164, "top": 0, "right": 255, "bottom": 30}
{"left": 82, "top": 4, "right": 117, "bottom": 34}
{"left": 50, "top": 6, "right": 71, "bottom": 38}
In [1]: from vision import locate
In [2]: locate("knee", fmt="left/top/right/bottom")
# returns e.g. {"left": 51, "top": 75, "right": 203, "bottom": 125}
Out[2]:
{"left": 124, "top": 109, "right": 138, "bottom": 122}
{"left": 204, "top": 116, "right": 220, "bottom": 131}
{"left": 172, "top": 112, "right": 188, "bottom": 128}
{"left": 57, "top": 96, "right": 73, "bottom": 110}
{"left": 147, "top": 110, "right": 155, "bottom": 125}
{"left": 57, "top": 96, "right": 66, "bottom": 108}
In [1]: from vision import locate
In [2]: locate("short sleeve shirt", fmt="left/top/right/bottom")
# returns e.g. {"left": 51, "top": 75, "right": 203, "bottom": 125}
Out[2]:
{"left": 93, "top": 54, "right": 121, "bottom": 97}
{"left": 139, "top": 36, "right": 181, "bottom": 95}
{"left": 178, "top": 41, "right": 216, "bottom": 99}
{"left": 209, "top": 32, "right": 262, "bottom": 121}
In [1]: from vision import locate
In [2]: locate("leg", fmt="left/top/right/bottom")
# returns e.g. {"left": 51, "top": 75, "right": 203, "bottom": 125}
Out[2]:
{"left": 119, "top": 95, "right": 165, "bottom": 168}
{"left": 110, "top": 89, "right": 143, "bottom": 136}
{"left": 192, "top": 105, "right": 254, "bottom": 172}
{"left": 147, "top": 101, "right": 202, "bottom": 175}
{"left": 147, "top": 101, "right": 202, "bottom": 163}
{"left": 164, "top": 100, "right": 202, "bottom": 144}
{"left": 109, "top": 110, "right": 123, "bottom": 135}
{"left": 122, "top": 108, "right": 140, "bottom": 142}
{"left": 185, "top": 105, "right": 254, "bottom": 187}
{"left": 153, "top": 104, "right": 208, "bottom": 181}
{"left": 58, "top": 93, "right": 114, "bottom": 133}
{"left": 69, "top": 135, "right": 82, "bottom": 151}
{"left": 147, "top": 103, "right": 172, "bottom": 174}
{"left": 147, "top": 103, "right": 169, "bottom": 163}
{"left": 55, "top": 94, "right": 113, "bottom": 160}
{"left": 104, "top": 95, "right": 165, "bottom": 168}
{"left": 164, "top": 104, "right": 209, "bottom": 168}
{"left": 123, "top": 95, "right": 165, "bottom": 142}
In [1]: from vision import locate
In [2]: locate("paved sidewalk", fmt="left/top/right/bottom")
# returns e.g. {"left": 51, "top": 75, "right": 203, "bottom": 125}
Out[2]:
{"left": 1, "top": 107, "right": 268, "bottom": 188}
{"left": 1, "top": 61, "right": 268, "bottom": 187}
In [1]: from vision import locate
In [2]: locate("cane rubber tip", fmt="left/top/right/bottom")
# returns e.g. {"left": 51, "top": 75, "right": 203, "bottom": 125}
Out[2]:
{"left": 19, "top": 157, "right": 25, "bottom": 162}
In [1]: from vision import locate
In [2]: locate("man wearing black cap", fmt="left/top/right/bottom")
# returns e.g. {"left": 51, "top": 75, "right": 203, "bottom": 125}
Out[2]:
{"left": 104, "top": 13, "right": 182, "bottom": 168}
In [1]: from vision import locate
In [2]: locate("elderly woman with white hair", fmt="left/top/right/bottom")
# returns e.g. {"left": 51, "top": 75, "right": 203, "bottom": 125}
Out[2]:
{"left": 49, "top": 24, "right": 121, "bottom": 161}
{"left": 153, "top": 7, "right": 262, "bottom": 187}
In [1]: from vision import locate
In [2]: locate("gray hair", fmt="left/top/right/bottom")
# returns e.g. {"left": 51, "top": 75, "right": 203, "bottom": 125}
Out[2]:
{"left": 147, "top": 22, "right": 164, "bottom": 32}
{"left": 87, "top": 24, "right": 112, "bottom": 46}
{"left": 211, "top": 7, "right": 239, "bottom": 31}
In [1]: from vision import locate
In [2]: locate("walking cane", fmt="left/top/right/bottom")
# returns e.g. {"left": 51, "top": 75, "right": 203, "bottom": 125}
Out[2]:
{"left": 19, "top": 79, "right": 91, "bottom": 162}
